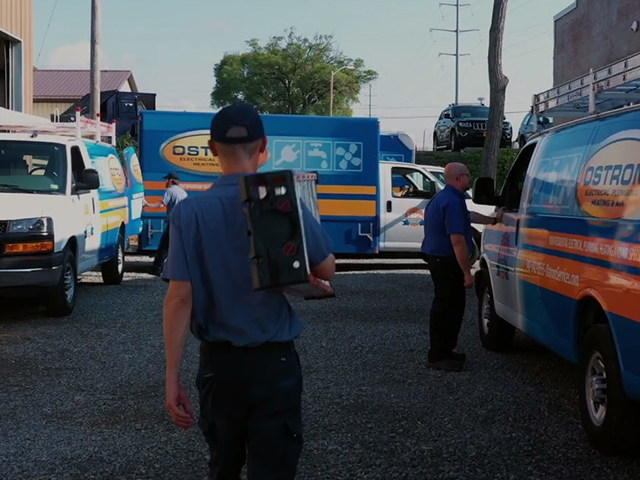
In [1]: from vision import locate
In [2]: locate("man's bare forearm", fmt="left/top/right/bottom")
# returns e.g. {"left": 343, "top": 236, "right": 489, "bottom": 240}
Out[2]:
{"left": 452, "top": 242, "right": 472, "bottom": 274}
{"left": 163, "top": 291, "right": 193, "bottom": 378}
{"left": 470, "top": 212, "right": 495, "bottom": 224}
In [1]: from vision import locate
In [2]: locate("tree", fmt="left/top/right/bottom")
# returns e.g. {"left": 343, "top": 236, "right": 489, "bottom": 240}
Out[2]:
{"left": 481, "top": 0, "right": 510, "bottom": 180}
{"left": 211, "top": 29, "right": 378, "bottom": 116}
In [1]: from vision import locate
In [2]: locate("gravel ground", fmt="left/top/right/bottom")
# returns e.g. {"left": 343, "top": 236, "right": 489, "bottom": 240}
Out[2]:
{"left": 1, "top": 256, "right": 640, "bottom": 479}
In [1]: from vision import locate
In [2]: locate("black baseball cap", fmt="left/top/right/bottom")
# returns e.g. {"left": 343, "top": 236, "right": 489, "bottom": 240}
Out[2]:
{"left": 163, "top": 172, "right": 179, "bottom": 181}
{"left": 210, "top": 104, "right": 265, "bottom": 144}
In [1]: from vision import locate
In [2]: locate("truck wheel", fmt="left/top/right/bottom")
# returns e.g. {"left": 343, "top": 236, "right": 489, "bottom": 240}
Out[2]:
{"left": 478, "top": 271, "right": 515, "bottom": 351}
{"left": 46, "top": 249, "right": 77, "bottom": 317}
{"left": 578, "top": 324, "right": 640, "bottom": 454}
{"left": 101, "top": 232, "right": 125, "bottom": 285}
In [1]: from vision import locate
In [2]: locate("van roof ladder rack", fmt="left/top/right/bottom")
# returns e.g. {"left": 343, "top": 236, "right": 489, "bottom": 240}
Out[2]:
{"left": 0, "top": 108, "right": 116, "bottom": 145}
{"left": 533, "top": 51, "right": 640, "bottom": 118}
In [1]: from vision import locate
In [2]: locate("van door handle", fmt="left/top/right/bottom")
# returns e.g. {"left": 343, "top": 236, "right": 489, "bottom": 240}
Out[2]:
{"left": 515, "top": 218, "right": 520, "bottom": 246}
{"left": 386, "top": 200, "right": 392, "bottom": 212}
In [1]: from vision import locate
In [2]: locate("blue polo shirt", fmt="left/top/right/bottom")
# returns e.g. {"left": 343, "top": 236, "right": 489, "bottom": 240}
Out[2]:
{"left": 162, "top": 173, "right": 333, "bottom": 346}
{"left": 421, "top": 184, "right": 473, "bottom": 257}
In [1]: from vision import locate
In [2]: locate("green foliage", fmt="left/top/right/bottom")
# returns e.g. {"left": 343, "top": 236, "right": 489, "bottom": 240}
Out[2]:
{"left": 416, "top": 149, "right": 519, "bottom": 193}
{"left": 211, "top": 28, "right": 378, "bottom": 116}
{"left": 116, "top": 133, "right": 138, "bottom": 162}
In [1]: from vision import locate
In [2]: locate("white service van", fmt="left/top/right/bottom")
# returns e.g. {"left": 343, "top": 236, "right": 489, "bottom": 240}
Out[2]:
{"left": 0, "top": 116, "right": 144, "bottom": 316}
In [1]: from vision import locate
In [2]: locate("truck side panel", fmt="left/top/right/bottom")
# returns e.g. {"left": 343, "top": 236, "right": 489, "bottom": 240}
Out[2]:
{"left": 138, "top": 111, "right": 381, "bottom": 254}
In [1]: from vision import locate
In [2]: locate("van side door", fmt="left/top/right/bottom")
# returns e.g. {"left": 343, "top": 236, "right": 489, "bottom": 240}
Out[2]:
{"left": 380, "top": 164, "right": 436, "bottom": 251}
{"left": 69, "top": 144, "right": 101, "bottom": 273}
{"left": 487, "top": 143, "right": 538, "bottom": 327}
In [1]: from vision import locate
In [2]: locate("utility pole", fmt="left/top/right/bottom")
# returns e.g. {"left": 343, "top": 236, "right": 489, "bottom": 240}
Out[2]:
{"left": 431, "top": 0, "right": 478, "bottom": 104}
{"left": 90, "top": 0, "right": 101, "bottom": 126}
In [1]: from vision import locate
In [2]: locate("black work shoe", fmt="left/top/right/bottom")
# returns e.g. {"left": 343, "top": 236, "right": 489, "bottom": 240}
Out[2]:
{"left": 428, "top": 358, "right": 465, "bottom": 372}
{"left": 450, "top": 352, "right": 467, "bottom": 363}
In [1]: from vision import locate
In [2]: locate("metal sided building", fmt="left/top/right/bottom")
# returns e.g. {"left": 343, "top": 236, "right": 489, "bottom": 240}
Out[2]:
{"left": 0, "top": 0, "right": 33, "bottom": 113}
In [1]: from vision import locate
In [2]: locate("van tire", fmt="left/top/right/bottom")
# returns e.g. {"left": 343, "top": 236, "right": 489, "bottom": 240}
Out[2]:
{"left": 101, "top": 232, "right": 125, "bottom": 285}
{"left": 578, "top": 324, "right": 640, "bottom": 455}
{"left": 46, "top": 249, "right": 77, "bottom": 317}
{"left": 477, "top": 271, "right": 515, "bottom": 351}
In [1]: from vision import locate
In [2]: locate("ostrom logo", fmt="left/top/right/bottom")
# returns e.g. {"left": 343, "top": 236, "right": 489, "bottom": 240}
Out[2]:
{"left": 160, "top": 131, "right": 271, "bottom": 175}
{"left": 577, "top": 139, "right": 640, "bottom": 219}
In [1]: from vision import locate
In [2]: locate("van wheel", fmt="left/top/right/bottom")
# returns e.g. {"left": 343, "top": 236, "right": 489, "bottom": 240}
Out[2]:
{"left": 101, "top": 232, "right": 125, "bottom": 285}
{"left": 46, "top": 249, "right": 77, "bottom": 317}
{"left": 433, "top": 133, "right": 439, "bottom": 151}
{"left": 578, "top": 324, "right": 640, "bottom": 454}
{"left": 478, "top": 271, "right": 515, "bottom": 351}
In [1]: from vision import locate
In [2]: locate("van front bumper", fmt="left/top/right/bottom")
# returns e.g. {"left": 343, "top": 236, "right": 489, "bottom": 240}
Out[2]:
{"left": 0, "top": 252, "right": 64, "bottom": 288}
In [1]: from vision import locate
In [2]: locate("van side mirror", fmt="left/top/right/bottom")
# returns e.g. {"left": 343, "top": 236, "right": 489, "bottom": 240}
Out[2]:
{"left": 76, "top": 168, "right": 100, "bottom": 191}
{"left": 472, "top": 177, "right": 499, "bottom": 205}
{"left": 443, "top": 113, "right": 452, "bottom": 120}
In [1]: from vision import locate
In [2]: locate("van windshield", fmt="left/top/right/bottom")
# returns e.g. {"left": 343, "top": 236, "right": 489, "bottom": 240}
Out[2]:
{"left": 0, "top": 141, "right": 67, "bottom": 194}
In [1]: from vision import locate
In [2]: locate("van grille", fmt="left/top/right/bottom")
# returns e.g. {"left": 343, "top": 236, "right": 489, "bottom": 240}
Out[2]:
{"left": 0, "top": 221, "right": 7, "bottom": 234}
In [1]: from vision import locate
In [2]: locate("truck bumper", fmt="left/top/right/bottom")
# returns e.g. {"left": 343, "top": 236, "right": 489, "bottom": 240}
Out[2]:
{"left": 0, "top": 252, "right": 64, "bottom": 288}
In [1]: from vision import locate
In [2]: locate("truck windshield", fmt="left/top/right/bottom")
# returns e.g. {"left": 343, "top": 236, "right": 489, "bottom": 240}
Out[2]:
{"left": 0, "top": 141, "right": 67, "bottom": 194}
{"left": 452, "top": 106, "right": 490, "bottom": 119}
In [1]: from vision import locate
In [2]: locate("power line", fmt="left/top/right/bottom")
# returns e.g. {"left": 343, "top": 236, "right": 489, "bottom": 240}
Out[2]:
{"left": 36, "top": 0, "right": 59, "bottom": 67}
{"left": 377, "top": 109, "right": 529, "bottom": 119}
{"left": 430, "top": 0, "right": 479, "bottom": 104}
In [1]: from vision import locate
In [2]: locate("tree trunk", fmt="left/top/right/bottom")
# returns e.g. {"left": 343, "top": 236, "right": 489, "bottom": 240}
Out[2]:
{"left": 481, "top": 0, "right": 510, "bottom": 180}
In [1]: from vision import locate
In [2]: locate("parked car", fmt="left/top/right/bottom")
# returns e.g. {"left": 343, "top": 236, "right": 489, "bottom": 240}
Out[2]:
{"left": 433, "top": 103, "right": 513, "bottom": 151}
{"left": 517, "top": 110, "right": 553, "bottom": 148}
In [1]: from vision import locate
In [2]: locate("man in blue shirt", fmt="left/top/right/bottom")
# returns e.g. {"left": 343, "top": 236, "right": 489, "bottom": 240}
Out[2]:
{"left": 144, "top": 172, "right": 188, "bottom": 275}
{"left": 422, "top": 162, "right": 504, "bottom": 372}
{"left": 161, "top": 104, "right": 335, "bottom": 479}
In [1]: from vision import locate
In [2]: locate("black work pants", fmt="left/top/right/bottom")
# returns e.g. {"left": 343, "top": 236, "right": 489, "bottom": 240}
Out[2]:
{"left": 197, "top": 340, "right": 303, "bottom": 480}
{"left": 424, "top": 254, "right": 466, "bottom": 362}
{"left": 153, "top": 222, "right": 170, "bottom": 269}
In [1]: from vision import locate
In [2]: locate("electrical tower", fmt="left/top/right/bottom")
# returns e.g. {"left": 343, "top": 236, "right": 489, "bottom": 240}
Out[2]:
{"left": 431, "top": 0, "right": 479, "bottom": 105}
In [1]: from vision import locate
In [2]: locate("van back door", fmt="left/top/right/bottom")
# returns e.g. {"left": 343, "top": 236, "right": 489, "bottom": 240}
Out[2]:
{"left": 123, "top": 146, "right": 144, "bottom": 251}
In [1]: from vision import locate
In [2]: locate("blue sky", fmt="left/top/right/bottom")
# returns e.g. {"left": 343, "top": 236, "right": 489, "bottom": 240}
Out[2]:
{"left": 33, "top": 0, "right": 574, "bottom": 149}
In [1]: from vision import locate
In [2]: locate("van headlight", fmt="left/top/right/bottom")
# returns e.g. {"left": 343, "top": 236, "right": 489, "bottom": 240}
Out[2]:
{"left": 7, "top": 217, "right": 53, "bottom": 233}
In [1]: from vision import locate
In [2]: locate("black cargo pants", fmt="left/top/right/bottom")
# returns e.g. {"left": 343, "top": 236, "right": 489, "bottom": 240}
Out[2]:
{"left": 197, "top": 340, "right": 303, "bottom": 480}
{"left": 424, "top": 254, "right": 466, "bottom": 362}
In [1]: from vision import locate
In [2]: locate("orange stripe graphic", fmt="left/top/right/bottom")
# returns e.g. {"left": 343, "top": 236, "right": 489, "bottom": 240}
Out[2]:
{"left": 517, "top": 249, "right": 640, "bottom": 323}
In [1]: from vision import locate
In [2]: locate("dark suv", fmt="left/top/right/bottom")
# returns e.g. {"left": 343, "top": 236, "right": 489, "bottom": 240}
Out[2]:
{"left": 432, "top": 103, "right": 512, "bottom": 151}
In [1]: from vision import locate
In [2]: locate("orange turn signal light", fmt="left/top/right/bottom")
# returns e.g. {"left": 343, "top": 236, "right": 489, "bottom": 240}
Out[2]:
{"left": 5, "top": 241, "right": 54, "bottom": 254}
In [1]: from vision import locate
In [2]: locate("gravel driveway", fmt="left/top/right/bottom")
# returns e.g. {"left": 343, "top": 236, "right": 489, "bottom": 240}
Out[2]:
{"left": 1, "top": 257, "right": 640, "bottom": 479}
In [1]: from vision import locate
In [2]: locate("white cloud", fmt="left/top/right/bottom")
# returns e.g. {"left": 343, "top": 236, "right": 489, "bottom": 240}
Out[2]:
{"left": 45, "top": 42, "right": 108, "bottom": 69}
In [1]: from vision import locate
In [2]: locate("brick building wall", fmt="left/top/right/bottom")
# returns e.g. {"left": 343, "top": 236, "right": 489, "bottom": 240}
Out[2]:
{"left": 554, "top": 0, "right": 640, "bottom": 85}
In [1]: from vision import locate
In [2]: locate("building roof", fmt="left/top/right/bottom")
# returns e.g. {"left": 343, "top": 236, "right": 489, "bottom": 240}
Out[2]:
{"left": 554, "top": 1, "right": 577, "bottom": 22}
{"left": 33, "top": 69, "right": 138, "bottom": 100}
